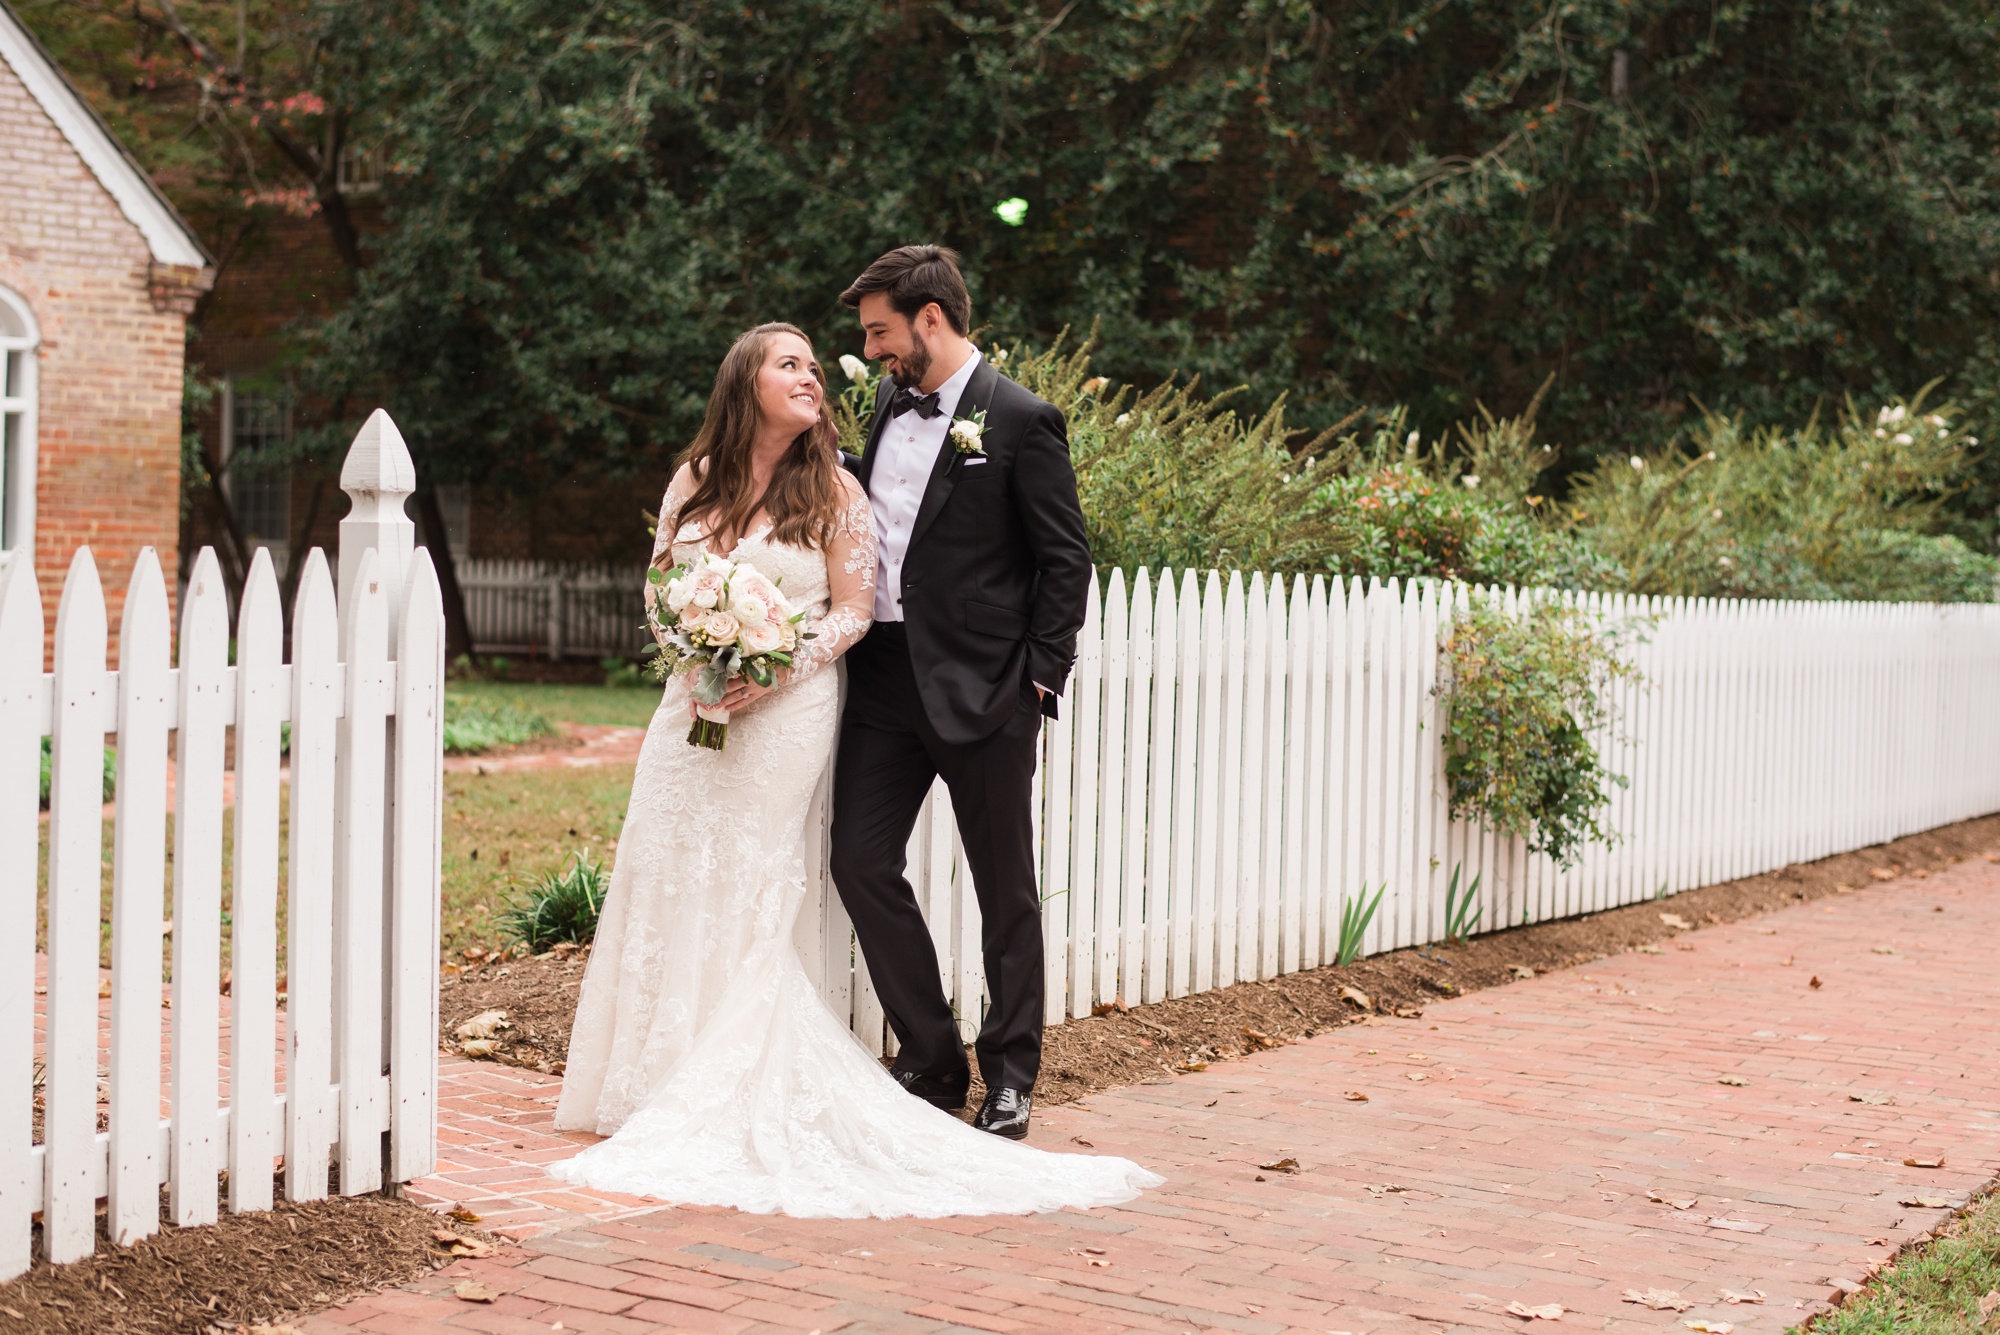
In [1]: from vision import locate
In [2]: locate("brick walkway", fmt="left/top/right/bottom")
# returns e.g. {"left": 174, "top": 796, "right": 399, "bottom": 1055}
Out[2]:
{"left": 310, "top": 856, "right": 2000, "bottom": 1335}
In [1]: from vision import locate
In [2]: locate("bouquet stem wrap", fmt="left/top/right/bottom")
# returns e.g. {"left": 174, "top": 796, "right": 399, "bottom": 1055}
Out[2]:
{"left": 688, "top": 703, "right": 731, "bottom": 751}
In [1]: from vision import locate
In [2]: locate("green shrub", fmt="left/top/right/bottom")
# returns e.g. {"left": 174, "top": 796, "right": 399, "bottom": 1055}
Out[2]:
{"left": 498, "top": 852, "right": 610, "bottom": 951}
{"left": 1564, "top": 395, "right": 1997, "bottom": 602}
{"left": 601, "top": 655, "right": 645, "bottom": 688}
{"left": 836, "top": 333, "right": 1353, "bottom": 576}
{"left": 39, "top": 737, "right": 115, "bottom": 810}
{"left": 1435, "top": 600, "right": 1642, "bottom": 868}
{"left": 442, "top": 693, "right": 554, "bottom": 754}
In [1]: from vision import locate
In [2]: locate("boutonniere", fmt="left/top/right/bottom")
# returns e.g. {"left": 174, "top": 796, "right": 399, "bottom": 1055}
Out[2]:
{"left": 948, "top": 409, "right": 987, "bottom": 457}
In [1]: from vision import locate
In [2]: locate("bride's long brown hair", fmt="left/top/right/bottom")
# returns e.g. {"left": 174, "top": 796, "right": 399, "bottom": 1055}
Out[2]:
{"left": 664, "top": 322, "right": 845, "bottom": 562}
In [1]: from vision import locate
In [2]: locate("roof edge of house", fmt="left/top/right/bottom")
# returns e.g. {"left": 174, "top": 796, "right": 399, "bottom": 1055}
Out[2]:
{"left": 0, "top": 0, "right": 214, "bottom": 271}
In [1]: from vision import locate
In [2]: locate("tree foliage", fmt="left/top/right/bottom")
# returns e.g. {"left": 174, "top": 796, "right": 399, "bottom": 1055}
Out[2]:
{"left": 23, "top": 0, "right": 2000, "bottom": 542}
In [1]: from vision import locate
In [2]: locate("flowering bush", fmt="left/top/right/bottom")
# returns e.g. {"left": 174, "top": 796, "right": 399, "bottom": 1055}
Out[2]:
{"left": 1435, "top": 600, "right": 1644, "bottom": 868}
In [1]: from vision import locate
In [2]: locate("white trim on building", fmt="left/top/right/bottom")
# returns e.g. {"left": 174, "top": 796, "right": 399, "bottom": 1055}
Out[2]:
{"left": 0, "top": 284, "right": 38, "bottom": 564}
{"left": 0, "top": 0, "right": 210, "bottom": 267}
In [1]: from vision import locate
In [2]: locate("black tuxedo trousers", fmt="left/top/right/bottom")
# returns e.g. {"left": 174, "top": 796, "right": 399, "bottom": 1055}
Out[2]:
{"left": 830, "top": 621, "right": 1045, "bottom": 1092}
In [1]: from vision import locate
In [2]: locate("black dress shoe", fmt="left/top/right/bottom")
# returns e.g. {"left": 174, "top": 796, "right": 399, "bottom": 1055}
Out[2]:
{"left": 891, "top": 1067, "right": 970, "bottom": 1111}
{"left": 973, "top": 1087, "right": 1032, "bottom": 1140}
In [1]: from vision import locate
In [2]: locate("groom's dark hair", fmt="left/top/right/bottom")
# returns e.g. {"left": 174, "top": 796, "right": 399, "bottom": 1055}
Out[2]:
{"left": 840, "top": 245, "right": 971, "bottom": 335}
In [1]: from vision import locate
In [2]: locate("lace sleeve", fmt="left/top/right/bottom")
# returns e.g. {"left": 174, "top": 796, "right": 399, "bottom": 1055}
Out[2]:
{"left": 788, "top": 476, "right": 876, "bottom": 684}
{"left": 647, "top": 465, "right": 698, "bottom": 644}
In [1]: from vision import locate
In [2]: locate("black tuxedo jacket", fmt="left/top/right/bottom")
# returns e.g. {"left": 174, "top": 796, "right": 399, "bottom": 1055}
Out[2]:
{"left": 845, "top": 356, "right": 1092, "bottom": 745}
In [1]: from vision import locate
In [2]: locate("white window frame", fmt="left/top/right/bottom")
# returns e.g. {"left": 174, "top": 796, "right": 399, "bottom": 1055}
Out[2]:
{"left": 0, "top": 284, "right": 39, "bottom": 566}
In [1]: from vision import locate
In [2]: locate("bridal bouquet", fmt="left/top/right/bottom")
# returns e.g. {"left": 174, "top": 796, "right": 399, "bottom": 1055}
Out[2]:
{"left": 647, "top": 554, "right": 812, "bottom": 750}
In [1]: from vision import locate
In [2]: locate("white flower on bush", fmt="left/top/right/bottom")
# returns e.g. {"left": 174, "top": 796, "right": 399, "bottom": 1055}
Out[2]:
{"left": 703, "top": 611, "right": 741, "bottom": 645}
{"left": 1630, "top": 455, "right": 1645, "bottom": 471}
{"left": 739, "top": 619, "right": 784, "bottom": 654}
{"left": 839, "top": 354, "right": 869, "bottom": 382}
{"left": 1927, "top": 414, "right": 1947, "bottom": 428}
{"left": 1462, "top": 474, "right": 1481, "bottom": 489}
{"left": 1879, "top": 404, "right": 1907, "bottom": 426}
{"left": 731, "top": 590, "right": 769, "bottom": 624}
{"left": 991, "top": 348, "right": 1009, "bottom": 365}
{"left": 1407, "top": 430, "right": 1420, "bottom": 450}
{"left": 1894, "top": 432, "right": 1914, "bottom": 444}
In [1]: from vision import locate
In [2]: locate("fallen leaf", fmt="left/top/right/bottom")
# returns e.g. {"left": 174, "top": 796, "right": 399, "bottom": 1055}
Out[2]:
{"left": 1090, "top": 999, "right": 1129, "bottom": 1016}
{"left": 1086, "top": 1257, "right": 1111, "bottom": 1268}
{"left": 446, "top": 1206, "right": 482, "bottom": 1224}
{"left": 1242, "top": 1028, "right": 1279, "bottom": 1049}
{"left": 1512, "top": 964, "right": 1537, "bottom": 978}
{"left": 1809, "top": 975, "right": 1824, "bottom": 989}
{"left": 1178, "top": 1062, "right": 1209, "bottom": 1072}
{"left": 1648, "top": 1190, "right": 1698, "bottom": 1210}
{"left": 451, "top": 1237, "right": 498, "bottom": 1258}
{"left": 453, "top": 1280, "right": 500, "bottom": 1303}
{"left": 1987, "top": 853, "right": 1999, "bottom": 864}
{"left": 1622, "top": 1288, "right": 1693, "bottom": 1311}
{"left": 1071, "top": 1137, "right": 1094, "bottom": 1148}
{"left": 1780, "top": 956, "right": 1795, "bottom": 966}
{"left": 1899, "top": 1195, "right": 1950, "bottom": 1208}
{"left": 1406, "top": 1072, "right": 1429, "bottom": 1081}
{"left": 1364, "top": 1183, "right": 1407, "bottom": 1196}
{"left": 1660, "top": 912, "right": 1692, "bottom": 930}
{"left": 1259, "top": 1158, "right": 1300, "bottom": 1173}
{"left": 1872, "top": 946, "right": 1897, "bottom": 955}
{"left": 460, "top": 1038, "right": 501, "bottom": 1057}
{"left": 1903, "top": 1154, "right": 1945, "bottom": 1168}
{"left": 1870, "top": 868, "right": 1896, "bottom": 881}
{"left": 1719, "top": 1290, "right": 1766, "bottom": 1304}
{"left": 1339, "top": 985, "right": 1373, "bottom": 1010}
{"left": 1978, "top": 1289, "right": 2000, "bottom": 1319}
{"left": 454, "top": 1010, "right": 511, "bottom": 1041}
{"left": 1505, "top": 1301, "right": 1564, "bottom": 1320}
{"left": 1717, "top": 1075, "right": 1748, "bottom": 1087}
{"left": 1635, "top": 944, "right": 1662, "bottom": 955}
{"left": 1343, "top": 1090, "right": 1369, "bottom": 1102}
{"left": 1684, "top": 1322, "right": 1734, "bottom": 1334}
{"left": 1706, "top": 1218, "right": 1769, "bottom": 1233}
{"left": 1849, "top": 1090, "right": 1895, "bottom": 1105}
{"left": 97, "top": 980, "right": 112, "bottom": 999}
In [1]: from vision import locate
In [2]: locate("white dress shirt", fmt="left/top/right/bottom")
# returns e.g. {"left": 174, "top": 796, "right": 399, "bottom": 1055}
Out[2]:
{"left": 867, "top": 347, "right": 982, "bottom": 623}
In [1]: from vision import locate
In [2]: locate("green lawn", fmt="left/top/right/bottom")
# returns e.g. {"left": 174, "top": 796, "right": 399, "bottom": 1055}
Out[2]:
{"left": 446, "top": 680, "right": 663, "bottom": 729}
{"left": 442, "top": 765, "right": 633, "bottom": 955}
{"left": 1806, "top": 1189, "right": 2000, "bottom": 1334}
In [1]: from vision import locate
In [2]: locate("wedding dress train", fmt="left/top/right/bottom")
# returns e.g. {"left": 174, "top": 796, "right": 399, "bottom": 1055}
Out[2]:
{"left": 549, "top": 479, "right": 1162, "bottom": 1218}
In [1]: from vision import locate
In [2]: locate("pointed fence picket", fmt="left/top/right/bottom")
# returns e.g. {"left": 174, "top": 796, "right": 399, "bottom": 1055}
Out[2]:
{"left": 818, "top": 568, "right": 2000, "bottom": 1059}
{"left": 4, "top": 413, "right": 445, "bottom": 1280}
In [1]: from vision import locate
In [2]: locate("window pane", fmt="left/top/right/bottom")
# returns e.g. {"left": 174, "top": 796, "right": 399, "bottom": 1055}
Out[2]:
{"left": 2, "top": 412, "right": 15, "bottom": 550}
{"left": 229, "top": 391, "right": 292, "bottom": 545}
{"left": 3, "top": 350, "right": 19, "bottom": 400}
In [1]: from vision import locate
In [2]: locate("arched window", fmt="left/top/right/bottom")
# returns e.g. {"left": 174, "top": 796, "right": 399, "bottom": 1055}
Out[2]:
{"left": 0, "top": 285, "right": 37, "bottom": 564}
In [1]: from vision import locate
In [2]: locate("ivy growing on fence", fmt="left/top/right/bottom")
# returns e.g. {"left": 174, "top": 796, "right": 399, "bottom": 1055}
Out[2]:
{"left": 1435, "top": 600, "right": 1643, "bottom": 867}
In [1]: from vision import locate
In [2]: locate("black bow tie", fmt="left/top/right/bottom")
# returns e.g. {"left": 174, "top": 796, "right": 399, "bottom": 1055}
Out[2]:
{"left": 889, "top": 387, "right": 943, "bottom": 419}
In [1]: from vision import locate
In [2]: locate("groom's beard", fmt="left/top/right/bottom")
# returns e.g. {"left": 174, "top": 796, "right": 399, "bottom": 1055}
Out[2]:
{"left": 888, "top": 338, "right": 932, "bottom": 389}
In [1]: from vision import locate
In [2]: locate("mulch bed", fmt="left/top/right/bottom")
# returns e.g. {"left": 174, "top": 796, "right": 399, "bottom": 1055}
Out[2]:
{"left": 443, "top": 812, "right": 2000, "bottom": 1114}
{"left": 0, "top": 1178, "right": 508, "bottom": 1334}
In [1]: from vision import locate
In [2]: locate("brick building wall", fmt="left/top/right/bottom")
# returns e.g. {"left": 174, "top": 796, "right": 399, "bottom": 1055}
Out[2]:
{"left": 0, "top": 52, "right": 201, "bottom": 648}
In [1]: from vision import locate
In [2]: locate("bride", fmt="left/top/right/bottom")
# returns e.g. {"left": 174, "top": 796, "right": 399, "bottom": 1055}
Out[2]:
{"left": 549, "top": 322, "right": 1161, "bottom": 1218}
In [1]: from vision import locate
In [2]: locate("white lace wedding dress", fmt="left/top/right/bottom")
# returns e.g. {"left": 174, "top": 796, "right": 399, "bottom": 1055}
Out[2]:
{"left": 549, "top": 471, "right": 1162, "bottom": 1218}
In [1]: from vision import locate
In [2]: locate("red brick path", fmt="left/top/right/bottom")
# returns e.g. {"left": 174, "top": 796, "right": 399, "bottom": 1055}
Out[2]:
{"left": 309, "top": 856, "right": 2000, "bottom": 1334}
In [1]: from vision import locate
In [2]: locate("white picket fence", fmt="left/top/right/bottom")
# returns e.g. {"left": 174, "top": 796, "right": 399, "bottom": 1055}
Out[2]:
{"left": 799, "top": 570, "right": 2000, "bottom": 1053}
{"left": 1, "top": 410, "right": 445, "bottom": 1276}
{"left": 455, "top": 559, "right": 651, "bottom": 660}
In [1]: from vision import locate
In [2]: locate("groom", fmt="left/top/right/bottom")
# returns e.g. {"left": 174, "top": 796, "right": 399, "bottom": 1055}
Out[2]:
{"left": 829, "top": 244, "right": 1091, "bottom": 1139}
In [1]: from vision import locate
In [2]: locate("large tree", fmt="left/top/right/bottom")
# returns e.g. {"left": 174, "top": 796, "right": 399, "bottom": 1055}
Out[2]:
{"left": 36, "top": 0, "right": 2000, "bottom": 547}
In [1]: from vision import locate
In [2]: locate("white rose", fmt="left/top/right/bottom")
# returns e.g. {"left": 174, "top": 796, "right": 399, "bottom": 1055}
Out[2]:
{"left": 839, "top": 354, "right": 869, "bottom": 382}
{"left": 664, "top": 577, "right": 692, "bottom": 613}
{"left": 690, "top": 569, "right": 725, "bottom": 608}
{"left": 731, "top": 591, "right": 769, "bottom": 624}
{"left": 704, "top": 611, "right": 741, "bottom": 644}
{"left": 703, "top": 553, "right": 734, "bottom": 573}
{"left": 950, "top": 418, "right": 983, "bottom": 449}
{"left": 739, "top": 619, "right": 783, "bottom": 654}
{"left": 778, "top": 619, "right": 799, "bottom": 650}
